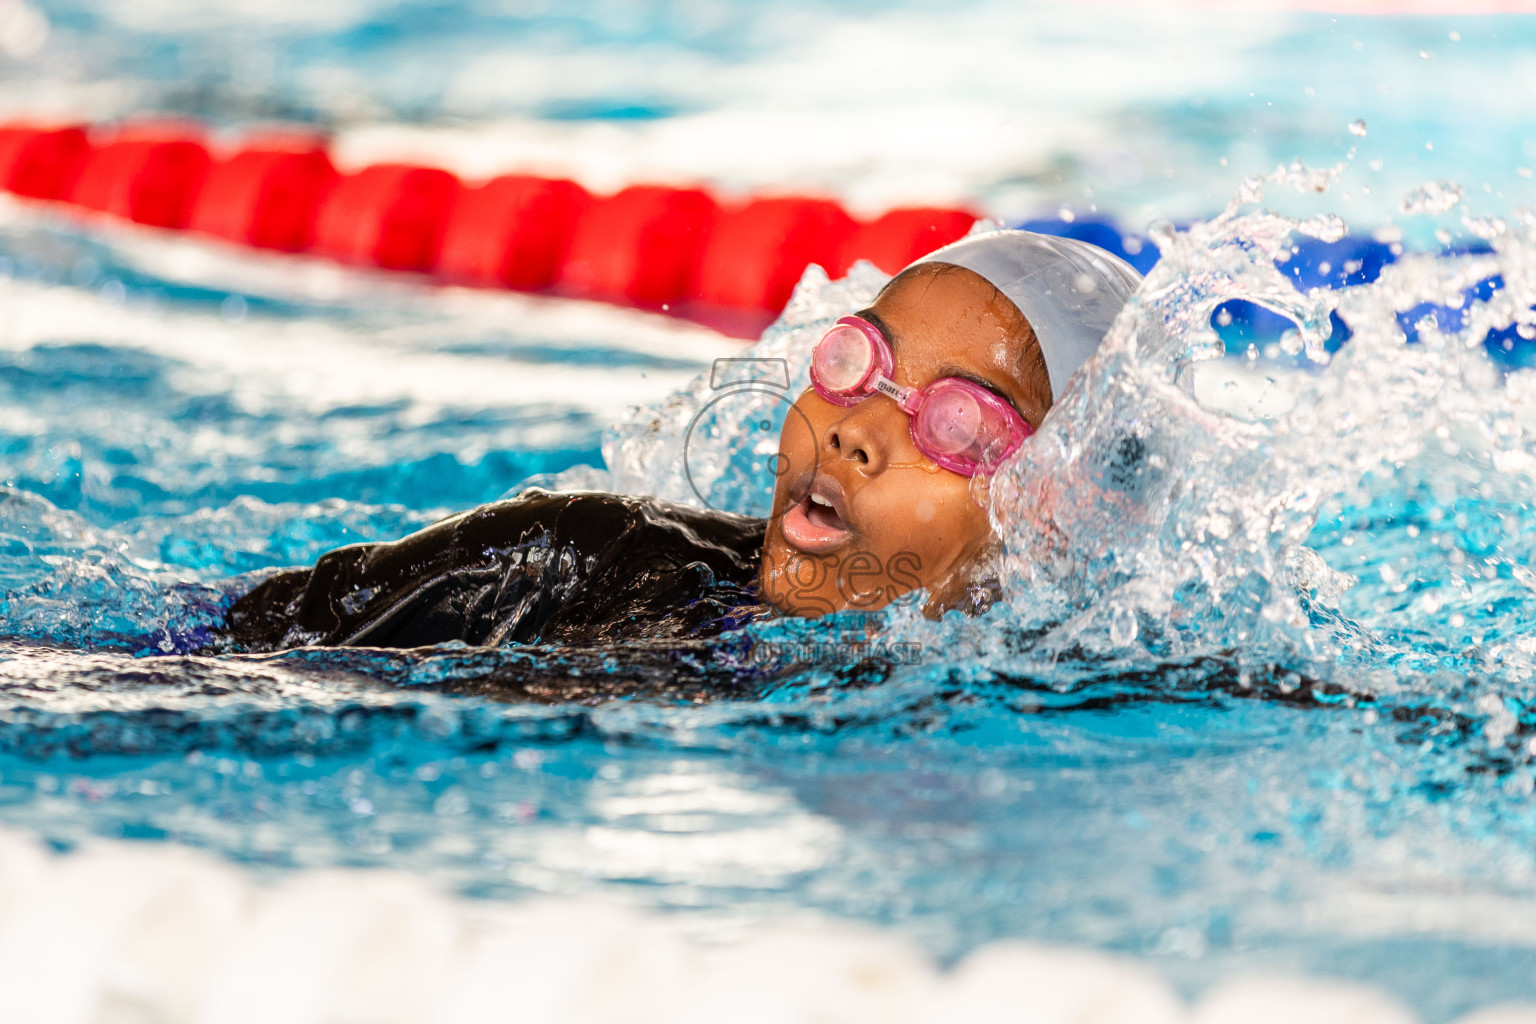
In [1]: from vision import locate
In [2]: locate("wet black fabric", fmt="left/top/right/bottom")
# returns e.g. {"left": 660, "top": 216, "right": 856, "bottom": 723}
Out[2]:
{"left": 222, "top": 490, "right": 767, "bottom": 652}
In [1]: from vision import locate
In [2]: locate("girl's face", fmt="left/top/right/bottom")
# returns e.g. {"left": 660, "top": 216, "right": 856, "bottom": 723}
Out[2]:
{"left": 760, "top": 263, "right": 1052, "bottom": 617}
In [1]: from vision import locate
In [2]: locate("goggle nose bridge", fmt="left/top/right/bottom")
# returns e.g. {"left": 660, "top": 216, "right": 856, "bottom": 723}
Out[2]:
{"left": 868, "top": 374, "right": 918, "bottom": 412}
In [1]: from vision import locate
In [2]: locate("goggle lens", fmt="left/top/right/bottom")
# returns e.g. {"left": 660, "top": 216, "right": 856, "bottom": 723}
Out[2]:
{"left": 915, "top": 384, "right": 983, "bottom": 457}
{"left": 914, "top": 382, "right": 1022, "bottom": 473}
{"left": 812, "top": 323, "right": 875, "bottom": 392}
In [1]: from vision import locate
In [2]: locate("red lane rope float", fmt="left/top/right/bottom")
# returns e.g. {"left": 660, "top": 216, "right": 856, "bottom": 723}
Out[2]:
{"left": 558, "top": 184, "right": 719, "bottom": 307}
{"left": 0, "top": 118, "right": 979, "bottom": 337}
{"left": 189, "top": 139, "right": 338, "bottom": 252}
{"left": 693, "top": 197, "right": 858, "bottom": 313}
{"left": 0, "top": 125, "right": 89, "bottom": 200}
{"left": 840, "top": 207, "right": 984, "bottom": 280}
{"left": 439, "top": 174, "right": 591, "bottom": 290}
{"left": 69, "top": 123, "right": 213, "bottom": 229}
{"left": 312, "top": 163, "right": 461, "bottom": 272}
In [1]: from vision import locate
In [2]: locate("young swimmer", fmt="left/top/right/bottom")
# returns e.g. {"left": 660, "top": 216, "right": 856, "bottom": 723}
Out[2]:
{"left": 221, "top": 230, "right": 1141, "bottom": 652}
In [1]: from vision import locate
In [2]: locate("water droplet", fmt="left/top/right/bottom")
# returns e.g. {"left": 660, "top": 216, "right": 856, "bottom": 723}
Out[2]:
{"left": 1347, "top": 118, "right": 1367, "bottom": 137}
{"left": 1057, "top": 206, "right": 1075, "bottom": 223}
{"left": 1108, "top": 605, "right": 1138, "bottom": 646}
{"left": 1464, "top": 215, "right": 1506, "bottom": 240}
{"left": 220, "top": 294, "right": 248, "bottom": 323}
{"left": 1449, "top": 29, "right": 1461, "bottom": 41}
{"left": 1419, "top": 49, "right": 1431, "bottom": 59}
{"left": 1297, "top": 213, "right": 1347, "bottom": 243}
{"left": 1400, "top": 180, "right": 1464, "bottom": 215}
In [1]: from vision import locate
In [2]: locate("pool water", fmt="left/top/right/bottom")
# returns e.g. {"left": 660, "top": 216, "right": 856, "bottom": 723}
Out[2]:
{"left": 5, "top": 2, "right": 1536, "bottom": 1020}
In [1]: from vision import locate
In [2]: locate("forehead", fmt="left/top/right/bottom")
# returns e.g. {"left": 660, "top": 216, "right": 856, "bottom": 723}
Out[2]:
{"left": 865, "top": 263, "right": 1031, "bottom": 376}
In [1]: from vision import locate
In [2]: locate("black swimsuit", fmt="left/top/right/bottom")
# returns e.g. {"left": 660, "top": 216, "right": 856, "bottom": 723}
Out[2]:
{"left": 222, "top": 489, "right": 768, "bottom": 652}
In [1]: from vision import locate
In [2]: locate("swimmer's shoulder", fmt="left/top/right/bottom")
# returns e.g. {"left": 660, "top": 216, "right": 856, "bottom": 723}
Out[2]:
{"left": 447, "top": 487, "right": 764, "bottom": 556}
{"left": 221, "top": 488, "right": 766, "bottom": 653}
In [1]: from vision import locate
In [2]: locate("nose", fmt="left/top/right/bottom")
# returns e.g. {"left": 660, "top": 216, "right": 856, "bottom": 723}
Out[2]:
{"left": 824, "top": 400, "right": 902, "bottom": 474}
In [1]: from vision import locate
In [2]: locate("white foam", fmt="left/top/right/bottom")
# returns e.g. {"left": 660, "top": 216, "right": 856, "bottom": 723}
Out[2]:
{"left": 1192, "top": 977, "right": 1418, "bottom": 1024}
{"left": 0, "top": 825, "right": 1521, "bottom": 1023}
{"left": 1456, "top": 1009, "right": 1536, "bottom": 1024}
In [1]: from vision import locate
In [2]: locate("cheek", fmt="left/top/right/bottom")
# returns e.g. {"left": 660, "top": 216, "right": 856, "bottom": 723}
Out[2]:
{"left": 771, "top": 397, "right": 827, "bottom": 500}
{"left": 857, "top": 471, "right": 990, "bottom": 577}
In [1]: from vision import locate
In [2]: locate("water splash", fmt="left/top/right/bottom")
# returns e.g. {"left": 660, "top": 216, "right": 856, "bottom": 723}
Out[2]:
{"left": 980, "top": 167, "right": 1536, "bottom": 686}
{"left": 585, "top": 164, "right": 1536, "bottom": 779}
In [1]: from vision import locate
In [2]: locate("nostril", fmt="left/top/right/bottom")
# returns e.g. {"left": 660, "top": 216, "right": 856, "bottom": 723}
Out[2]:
{"left": 827, "top": 427, "right": 871, "bottom": 464}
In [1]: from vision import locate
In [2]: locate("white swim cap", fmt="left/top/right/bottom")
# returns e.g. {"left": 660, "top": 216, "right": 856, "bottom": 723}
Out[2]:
{"left": 907, "top": 229, "right": 1143, "bottom": 401}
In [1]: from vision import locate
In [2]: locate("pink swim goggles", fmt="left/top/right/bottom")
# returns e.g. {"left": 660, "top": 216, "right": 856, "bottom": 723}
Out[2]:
{"left": 808, "top": 315, "right": 1033, "bottom": 477}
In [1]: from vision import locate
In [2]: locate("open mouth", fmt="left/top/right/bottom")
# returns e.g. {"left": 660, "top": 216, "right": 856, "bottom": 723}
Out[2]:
{"left": 780, "top": 477, "right": 853, "bottom": 554}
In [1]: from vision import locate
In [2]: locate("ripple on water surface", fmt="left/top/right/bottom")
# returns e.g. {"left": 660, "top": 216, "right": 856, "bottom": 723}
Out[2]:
{"left": 5, "top": 167, "right": 1536, "bottom": 1017}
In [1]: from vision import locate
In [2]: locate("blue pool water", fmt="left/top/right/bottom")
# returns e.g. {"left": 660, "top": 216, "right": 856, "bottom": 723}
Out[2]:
{"left": 5, "top": 3, "right": 1536, "bottom": 1020}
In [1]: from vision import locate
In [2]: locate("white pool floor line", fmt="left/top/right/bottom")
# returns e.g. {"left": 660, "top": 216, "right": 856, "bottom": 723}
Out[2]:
{"left": 0, "top": 825, "right": 1514, "bottom": 1024}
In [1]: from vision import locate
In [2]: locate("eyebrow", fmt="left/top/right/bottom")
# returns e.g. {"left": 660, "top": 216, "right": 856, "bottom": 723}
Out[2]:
{"left": 858, "top": 307, "right": 1027, "bottom": 420}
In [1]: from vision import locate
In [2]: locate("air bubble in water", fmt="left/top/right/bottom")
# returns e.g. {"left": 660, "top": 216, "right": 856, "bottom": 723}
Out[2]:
{"left": 1347, "top": 119, "right": 1367, "bottom": 137}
